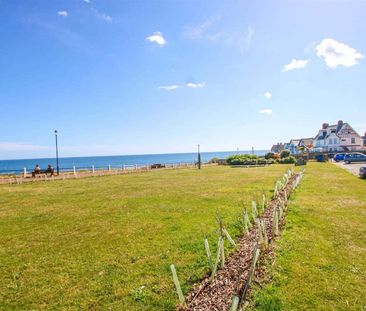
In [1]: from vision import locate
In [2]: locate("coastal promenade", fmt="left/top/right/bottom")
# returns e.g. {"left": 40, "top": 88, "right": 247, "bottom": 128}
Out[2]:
{"left": 0, "top": 162, "right": 208, "bottom": 185}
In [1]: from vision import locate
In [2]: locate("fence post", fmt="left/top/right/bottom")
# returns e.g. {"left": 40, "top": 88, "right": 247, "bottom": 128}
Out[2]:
{"left": 92, "top": 165, "right": 95, "bottom": 173}
{"left": 135, "top": 164, "right": 138, "bottom": 170}
{"left": 170, "top": 264, "right": 186, "bottom": 308}
{"left": 23, "top": 167, "right": 27, "bottom": 178}
{"left": 230, "top": 295, "right": 240, "bottom": 311}
{"left": 73, "top": 166, "right": 76, "bottom": 176}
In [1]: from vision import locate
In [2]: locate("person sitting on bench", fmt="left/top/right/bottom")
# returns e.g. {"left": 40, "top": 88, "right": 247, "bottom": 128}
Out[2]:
{"left": 32, "top": 165, "right": 42, "bottom": 177}
{"left": 46, "top": 164, "right": 55, "bottom": 176}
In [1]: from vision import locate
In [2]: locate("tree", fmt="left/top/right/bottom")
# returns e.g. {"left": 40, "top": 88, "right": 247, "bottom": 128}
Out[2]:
{"left": 280, "top": 150, "right": 290, "bottom": 159}
{"left": 265, "top": 152, "right": 274, "bottom": 160}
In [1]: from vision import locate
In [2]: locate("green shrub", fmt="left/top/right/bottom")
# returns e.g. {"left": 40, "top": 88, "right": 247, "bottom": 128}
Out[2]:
{"left": 265, "top": 152, "right": 275, "bottom": 159}
{"left": 226, "top": 154, "right": 258, "bottom": 165}
{"left": 280, "top": 150, "right": 290, "bottom": 159}
{"left": 278, "top": 156, "right": 296, "bottom": 164}
{"left": 209, "top": 157, "right": 220, "bottom": 164}
{"left": 226, "top": 154, "right": 273, "bottom": 166}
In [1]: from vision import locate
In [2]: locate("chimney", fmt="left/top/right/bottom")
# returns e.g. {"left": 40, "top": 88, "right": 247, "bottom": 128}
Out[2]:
{"left": 338, "top": 120, "right": 343, "bottom": 126}
{"left": 322, "top": 123, "right": 329, "bottom": 129}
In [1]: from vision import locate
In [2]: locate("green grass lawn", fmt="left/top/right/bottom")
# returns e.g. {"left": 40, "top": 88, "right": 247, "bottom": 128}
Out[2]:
{"left": 252, "top": 162, "right": 366, "bottom": 310}
{"left": 0, "top": 165, "right": 290, "bottom": 310}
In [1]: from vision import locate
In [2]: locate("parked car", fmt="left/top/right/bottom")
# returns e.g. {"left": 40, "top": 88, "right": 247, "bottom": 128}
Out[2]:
{"left": 344, "top": 153, "right": 366, "bottom": 164}
{"left": 315, "top": 154, "right": 328, "bottom": 162}
{"left": 333, "top": 153, "right": 346, "bottom": 162}
{"left": 360, "top": 167, "right": 366, "bottom": 179}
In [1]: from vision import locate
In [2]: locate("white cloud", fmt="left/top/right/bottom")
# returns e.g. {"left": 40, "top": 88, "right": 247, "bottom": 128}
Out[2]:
{"left": 0, "top": 142, "right": 50, "bottom": 152}
{"left": 282, "top": 59, "right": 309, "bottom": 72}
{"left": 315, "top": 38, "right": 364, "bottom": 68}
{"left": 245, "top": 26, "right": 254, "bottom": 50}
{"left": 89, "top": 7, "right": 112, "bottom": 22}
{"left": 83, "top": 0, "right": 90, "bottom": 3}
{"left": 183, "top": 18, "right": 253, "bottom": 53}
{"left": 146, "top": 32, "right": 167, "bottom": 46}
{"left": 158, "top": 85, "right": 180, "bottom": 91}
{"left": 264, "top": 92, "right": 272, "bottom": 99}
{"left": 259, "top": 109, "right": 272, "bottom": 115}
{"left": 182, "top": 17, "right": 217, "bottom": 40}
{"left": 100, "top": 13, "right": 112, "bottom": 22}
{"left": 186, "top": 82, "right": 205, "bottom": 88}
{"left": 57, "top": 11, "right": 68, "bottom": 17}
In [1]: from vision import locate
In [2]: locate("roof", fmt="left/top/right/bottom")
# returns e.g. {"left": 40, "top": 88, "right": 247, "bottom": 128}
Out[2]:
{"left": 289, "top": 139, "right": 301, "bottom": 145}
{"left": 315, "top": 123, "right": 343, "bottom": 140}
{"left": 300, "top": 137, "right": 313, "bottom": 145}
{"left": 271, "top": 143, "right": 285, "bottom": 153}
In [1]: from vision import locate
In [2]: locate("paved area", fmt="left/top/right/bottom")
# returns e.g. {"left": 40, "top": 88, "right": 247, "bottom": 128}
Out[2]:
{"left": 332, "top": 161, "right": 365, "bottom": 176}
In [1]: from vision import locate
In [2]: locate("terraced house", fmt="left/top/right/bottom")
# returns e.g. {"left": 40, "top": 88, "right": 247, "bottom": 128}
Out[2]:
{"left": 313, "top": 120, "right": 363, "bottom": 152}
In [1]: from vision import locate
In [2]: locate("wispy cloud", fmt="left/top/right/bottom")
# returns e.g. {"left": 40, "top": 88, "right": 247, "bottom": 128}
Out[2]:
{"left": 27, "top": 17, "right": 96, "bottom": 55}
{"left": 316, "top": 38, "right": 364, "bottom": 68}
{"left": 245, "top": 26, "right": 254, "bottom": 51}
{"left": 264, "top": 92, "right": 272, "bottom": 99}
{"left": 158, "top": 85, "right": 180, "bottom": 91}
{"left": 57, "top": 11, "right": 68, "bottom": 17}
{"left": 183, "top": 18, "right": 254, "bottom": 53}
{"left": 158, "top": 83, "right": 205, "bottom": 90}
{"left": 182, "top": 17, "right": 217, "bottom": 40}
{"left": 146, "top": 32, "right": 167, "bottom": 46}
{"left": 90, "top": 7, "right": 112, "bottom": 22}
{"left": 82, "top": 1, "right": 112, "bottom": 22}
{"left": 186, "top": 82, "right": 205, "bottom": 88}
{"left": 0, "top": 142, "right": 50, "bottom": 152}
{"left": 282, "top": 59, "right": 309, "bottom": 72}
{"left": 259, "top": 109, "right": 272, "bottom": 115}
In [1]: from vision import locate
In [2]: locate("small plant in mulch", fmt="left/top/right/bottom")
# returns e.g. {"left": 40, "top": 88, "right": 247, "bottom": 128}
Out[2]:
{"left": 171, "top": 168, "right": 305, "bottom": 310}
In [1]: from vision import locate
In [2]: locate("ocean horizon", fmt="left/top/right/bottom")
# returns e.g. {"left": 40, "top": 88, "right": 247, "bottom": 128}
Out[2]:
{"left": 0, "top": 150, "right": 268, "bottom": 174}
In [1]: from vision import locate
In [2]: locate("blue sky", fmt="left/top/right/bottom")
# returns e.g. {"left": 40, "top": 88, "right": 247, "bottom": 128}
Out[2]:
{"left": 0, "top": 0, "right": 365, "bottom": 159}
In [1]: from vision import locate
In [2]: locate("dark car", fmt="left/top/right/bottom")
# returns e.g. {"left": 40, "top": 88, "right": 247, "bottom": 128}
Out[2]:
{"left": 360, "top": 167, "right": 366, "bottom": 179}
{"left": 333, "top": 153, "right": 346, "bottom": 162}
{"left": 344, "top": 153, "right": 366, "bottom": 164}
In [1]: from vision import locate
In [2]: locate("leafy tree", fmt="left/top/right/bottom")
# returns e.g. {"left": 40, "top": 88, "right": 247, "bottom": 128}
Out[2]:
{"left": 280, "top": 150, "right": 290, "bottom": 159}
{"left": 265, "top": 152, "right": 275, "bottom": 159}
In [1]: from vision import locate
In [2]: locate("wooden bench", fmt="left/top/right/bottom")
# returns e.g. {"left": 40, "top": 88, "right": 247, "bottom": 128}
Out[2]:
{"left": 32, "top": 169, "right": 55, "bottom": 178}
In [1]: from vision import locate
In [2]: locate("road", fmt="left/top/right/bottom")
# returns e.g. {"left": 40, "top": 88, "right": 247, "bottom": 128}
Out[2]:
{"left": 332, "top": 161, "right": 365, "bottom": 176}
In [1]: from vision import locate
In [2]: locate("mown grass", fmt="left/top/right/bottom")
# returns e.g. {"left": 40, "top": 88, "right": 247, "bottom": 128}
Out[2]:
{"left": 252, "top": 162, "right": 366, "bottom": 310}
{"left": 0, "top": 165, "right": 290, "bottom": 310}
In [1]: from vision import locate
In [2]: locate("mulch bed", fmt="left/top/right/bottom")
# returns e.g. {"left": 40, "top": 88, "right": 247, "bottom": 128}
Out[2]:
{"left": 177, "top": 173, "right": 300, "bottom": 311}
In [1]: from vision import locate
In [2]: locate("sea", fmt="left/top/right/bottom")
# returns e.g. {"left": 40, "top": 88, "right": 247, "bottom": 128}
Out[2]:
{"left": 0, "top": 150, "right": 268, "bottom": 175}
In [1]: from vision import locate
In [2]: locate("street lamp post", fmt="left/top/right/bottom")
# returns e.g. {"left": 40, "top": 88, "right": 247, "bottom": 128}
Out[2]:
{"left": 55, "top": 130, "right": 59, "bottom": 176}
{"left": 197, "top": 144, "right": 201, "bottom": 170}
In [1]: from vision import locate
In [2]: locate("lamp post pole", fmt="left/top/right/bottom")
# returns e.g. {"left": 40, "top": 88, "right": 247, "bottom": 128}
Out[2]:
{"left": 55, "top": 130, "right": 59, "bottom": 176}
{"left": 198, "top": 144, "right": 201, "bottom": 170}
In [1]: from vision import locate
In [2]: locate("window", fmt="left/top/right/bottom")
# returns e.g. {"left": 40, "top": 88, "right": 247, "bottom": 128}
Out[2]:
{"left": 329, "top": 139, "right": 332, "bottom": 145}
{"left": 351, "top": 138, "right": 356, "bottom": 144}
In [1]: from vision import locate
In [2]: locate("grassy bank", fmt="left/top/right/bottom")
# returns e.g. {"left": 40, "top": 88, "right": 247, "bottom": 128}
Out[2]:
{"left": 0, "top": 165, "right": 289, "bottom": 310}
{"left": 252, "top": 162, "right": 366, "bottom": 310}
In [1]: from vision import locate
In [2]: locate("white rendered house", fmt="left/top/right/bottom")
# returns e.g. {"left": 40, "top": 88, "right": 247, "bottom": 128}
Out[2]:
{"left": 313, "top": 120, "right": 363, "bottom": 152}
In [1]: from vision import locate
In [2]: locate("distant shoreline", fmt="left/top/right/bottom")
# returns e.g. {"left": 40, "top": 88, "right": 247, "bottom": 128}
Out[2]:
{"left": 0, "top": 150, "right": 269, "bottom": 174}
{"left": 0, "top": 149, "right": 268, "bottom": 162}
